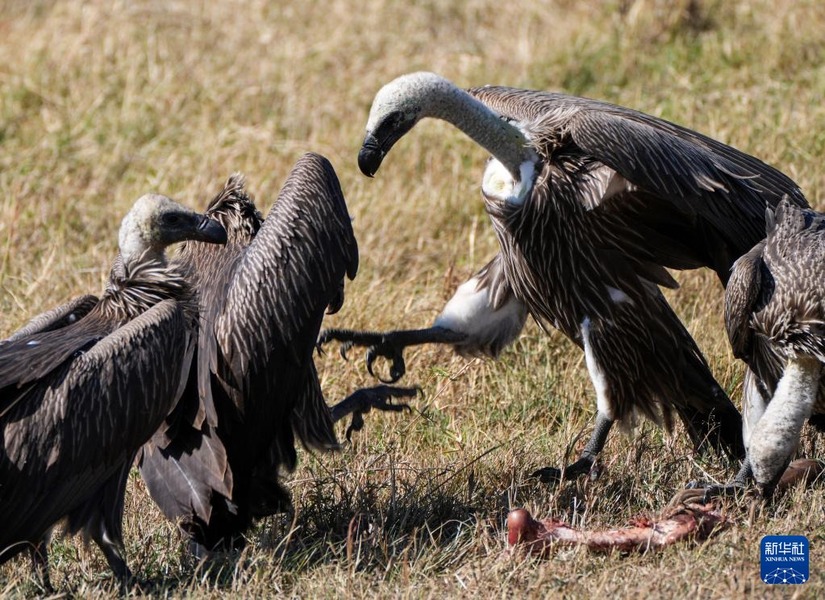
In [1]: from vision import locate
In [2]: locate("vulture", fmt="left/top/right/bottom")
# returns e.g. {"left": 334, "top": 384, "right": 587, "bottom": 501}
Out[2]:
{"left": 0, "top": 194, "right": 227, "bottom": 586}
{"left": 139, "top": 153, "right": 415, "bottom": 557}
{"left": 322, "top": 72, "right": 809, "bottom": 483}
{"left": 721, "top": 199, "right": 825, "bottom": 497}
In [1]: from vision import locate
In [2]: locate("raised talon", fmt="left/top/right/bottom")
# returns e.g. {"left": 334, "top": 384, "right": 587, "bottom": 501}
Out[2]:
{"left": 338, "top": 385, "right": 418, "bottom": 441}
{"left": 346, "top": 412, "right": 366, "bottom": 441}
{"left": 390, "top": 352, "right": 406, "bottom": 382}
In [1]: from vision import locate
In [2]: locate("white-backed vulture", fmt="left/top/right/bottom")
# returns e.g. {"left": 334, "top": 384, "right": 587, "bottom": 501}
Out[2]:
{"left": 0, "top": 194, "right": 227, "bottom": 585}
{"left": 139, "top": 153, "right": 415, "bottom": 557}
{"left": 722, "top": 199, "right": 825, "bottom": 497}
{"left": 323, "top": 72, "right": 810, "bottom": 483}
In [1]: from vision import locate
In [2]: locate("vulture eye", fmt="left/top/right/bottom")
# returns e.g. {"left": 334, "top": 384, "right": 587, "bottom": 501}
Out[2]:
{"left": 162, "top": 213, "right": 181, "bottom": 226}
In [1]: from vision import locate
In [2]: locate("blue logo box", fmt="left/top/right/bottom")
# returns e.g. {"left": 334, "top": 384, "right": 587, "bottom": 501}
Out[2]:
{"left": 761, "top": 535, "right": 809, "bottom": 584}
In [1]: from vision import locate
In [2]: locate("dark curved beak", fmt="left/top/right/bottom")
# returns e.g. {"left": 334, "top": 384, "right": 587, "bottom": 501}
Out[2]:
{"left": 358, "top": 134, "right": 385, "bottom": 178}
{"left": 194, "top": 216, "right": 228, "bottom": 245}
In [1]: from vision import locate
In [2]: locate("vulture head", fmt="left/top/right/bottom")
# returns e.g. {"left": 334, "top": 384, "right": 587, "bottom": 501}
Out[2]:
{"left": 359, "top": 72, "right": 535, "bottom": 201}
{"left": 119, "top": 193, "right": 227, "bottom": 263}
{"left": 359, "top": 72, "right": 458, "bottom": 177}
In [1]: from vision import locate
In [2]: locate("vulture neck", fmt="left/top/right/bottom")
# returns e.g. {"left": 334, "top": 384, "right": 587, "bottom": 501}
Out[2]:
{"left": 403, "top": 74, "right": 536, "bottom": 183}
{"left": 749, "top": 355, "right": 821, "bottom": 482}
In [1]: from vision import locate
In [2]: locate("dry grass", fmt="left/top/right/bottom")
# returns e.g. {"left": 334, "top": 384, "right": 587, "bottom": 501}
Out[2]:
{"left": 1, "top": 0, "right": 825, "bottom": 596}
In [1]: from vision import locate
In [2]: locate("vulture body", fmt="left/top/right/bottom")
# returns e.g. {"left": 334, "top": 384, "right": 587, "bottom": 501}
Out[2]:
{"left": 324, "top": 72, "right": 810, "bottom": 481}
{"left": 139, "top": 153, "right": 413, "bottom": 556}
{"left": 724, "top": 199, "right": 825, "bottom": 496}
{"left": 0, "top": 195, "right": 227, "bottom": 584}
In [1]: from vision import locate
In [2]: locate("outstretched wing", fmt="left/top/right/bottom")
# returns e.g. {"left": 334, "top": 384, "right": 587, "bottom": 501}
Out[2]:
{"left": 0, "top": 299, "right": 192, "bottom": 548}
{"left": 212, "top": 152, "right": 357, "bottom": 443}
{"left": 469, "top": 86, "right": 808, "bottom": 282}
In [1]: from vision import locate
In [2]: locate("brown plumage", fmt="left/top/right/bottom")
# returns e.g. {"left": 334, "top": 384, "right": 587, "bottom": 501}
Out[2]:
{"left": 0, "top": 195, "right": 226, "bottom": 584}
{"left": 139, "top": 153, "right": 414, "bottom": 556}
{"left": 327, "top": 72, "right": 810, "bottom": 482}
{"left": 724, "top": 199, "right": 825, "bottom": 495}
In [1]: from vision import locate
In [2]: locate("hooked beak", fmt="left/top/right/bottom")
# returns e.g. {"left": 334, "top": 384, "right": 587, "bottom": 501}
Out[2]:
{"left": 193, "top": 216, "right": 228, "bottom": 245}
{"left": 358, "top": 134, "right": 385, "bottom": 178}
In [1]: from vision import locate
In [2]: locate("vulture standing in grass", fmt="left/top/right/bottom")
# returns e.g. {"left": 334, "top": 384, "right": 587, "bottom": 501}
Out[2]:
{"left": 0, "top": 195, "right": 227, "bottom": 586}
{"left": 720, "top": 199, "right": 825, "bottom": 498}
{"left": 139, "top": 153, "right": 415, "bottom": 556}
{"left": 322, "top": 72, "right": 810, "bottom": 482}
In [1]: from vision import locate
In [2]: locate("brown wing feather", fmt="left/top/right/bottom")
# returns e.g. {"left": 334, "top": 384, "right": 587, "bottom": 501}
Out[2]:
{"left": 725, "top": 241, "right": 767, "bottom": 360}
{"left": 215, "top": 152, "right": 357, "bottom": 446}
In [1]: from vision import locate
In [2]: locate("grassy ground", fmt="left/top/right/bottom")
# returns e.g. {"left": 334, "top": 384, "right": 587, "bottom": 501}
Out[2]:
{"left": 1, "top": 0, "right": 825, "bottom": 596}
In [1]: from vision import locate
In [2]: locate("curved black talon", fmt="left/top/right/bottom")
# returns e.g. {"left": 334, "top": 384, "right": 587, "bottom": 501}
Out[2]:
{"left": 318, "top": 328, "right": 408, "bottom": 382}
{"left": 366, "top": 345, "right": 406, "bottom": 383}
{"left": 340, "top": 341, "right": 354, "bottom": 361}
{"left": 344, "top": 387, "right": 415, "bottom": 441}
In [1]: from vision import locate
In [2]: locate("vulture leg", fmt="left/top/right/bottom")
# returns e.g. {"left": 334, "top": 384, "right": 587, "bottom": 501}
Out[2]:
{"left": 92, "top": 532, "right": 131, "bottom": 589}
{"left": 319, "top": 326, "right": 467, "bottom": 383}
{"left": 329, "top": 385, "right": 419, "bottom": 440}
{"left": 532, "top": 413, "right": 614, "bottom": 483}
{"left": 80, "top": 465, "right": 133, "bottom": 587}
{"left": 750, "top": 357, "right": 821, "bottom": 498}
{"left": 29, "top": 538, "right": 53, "bottom": 593}
{"left": 677, "top": 358, "right": 825, "bottom": 504}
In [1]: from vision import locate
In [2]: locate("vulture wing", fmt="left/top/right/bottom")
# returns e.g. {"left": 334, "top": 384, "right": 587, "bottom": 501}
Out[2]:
{"left": 0, "top": 299, "right": 191, "bottom": 554}
{"left": 469, "top": 86, "right": 807, "bottom": 283}
{"left": 209, "top": 152, "right": 357, "bottom": 452}
{"left": 725, "top": 241, "right": 767, "bottom": 361}
{"left": 4, "top": 295, "right": 99, "bottom": 342}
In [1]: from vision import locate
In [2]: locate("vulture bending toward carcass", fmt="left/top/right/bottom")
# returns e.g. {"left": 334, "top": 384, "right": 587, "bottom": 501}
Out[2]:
{"left": 322, "top": 72, "right": 810, "bottom": 483}
{"left": 0, "top": 195, "right": 227, "bottom": 586}
{"left": 139, "top": 153, "right": 415, "bottom": 557}
{"left": 719, "top": 199, "right": 825, "bottom": 498}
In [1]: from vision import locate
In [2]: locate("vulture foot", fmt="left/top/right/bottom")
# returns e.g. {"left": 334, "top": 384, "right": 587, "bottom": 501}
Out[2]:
{"left": 330, "top": 385, "right": 419, "bottom": 440}
{"left": 531, "top": 456, "right": 599, "bottom": 484}
{"left": 532, "top": 413, "right": 613, "bottom": 484}
{"left": 672, "top": 458, "right": 823, "bottom": 505}
{"left": 672, "top": 459, "right": 753, "bottom": 505}
{"left": 318, "top": 326, "right": 466, "bottom": 383}
{"left": 318, "top": 328, "right": 408, "bottom": 383}
{"left": 674, "top": 481, "right": 748, "bottom": 506}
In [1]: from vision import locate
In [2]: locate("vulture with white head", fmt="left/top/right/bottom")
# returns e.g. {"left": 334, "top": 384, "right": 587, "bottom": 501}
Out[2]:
{"left": 323, "top": 72, "right": 810, "bottom": 483}
{"left": 0, "top": 194, "right": 227, "bottom": 586}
